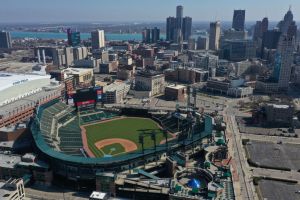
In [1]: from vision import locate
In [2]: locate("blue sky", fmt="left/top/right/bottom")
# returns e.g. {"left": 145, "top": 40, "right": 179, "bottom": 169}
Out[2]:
{"left": 0, "top": 0, "right": 299, "bottom": 23}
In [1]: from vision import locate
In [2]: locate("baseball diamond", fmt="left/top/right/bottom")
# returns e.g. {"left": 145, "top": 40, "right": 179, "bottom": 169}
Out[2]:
{"left": 81, "top": 117, "right": 173, "bottom": 157}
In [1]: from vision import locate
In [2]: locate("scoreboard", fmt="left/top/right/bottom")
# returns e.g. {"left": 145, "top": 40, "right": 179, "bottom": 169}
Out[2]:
{"left": 72, "top": 87, "right": 103, "bottom": 108}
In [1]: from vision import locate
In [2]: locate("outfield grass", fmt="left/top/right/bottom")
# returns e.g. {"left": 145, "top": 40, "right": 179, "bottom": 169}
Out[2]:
{"left": 84, "top": 117, "right": 171, "bottom": 157}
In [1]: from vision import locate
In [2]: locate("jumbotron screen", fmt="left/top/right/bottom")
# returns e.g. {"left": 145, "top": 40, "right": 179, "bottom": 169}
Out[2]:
{"left": 73, "top": 87, "right": 102, "bottom": 107}
{"left": 73, "top": 88, "right": 96, "bottom": 107}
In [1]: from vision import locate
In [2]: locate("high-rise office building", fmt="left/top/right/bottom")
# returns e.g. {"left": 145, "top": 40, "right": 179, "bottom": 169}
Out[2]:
{"left": 188, "top": 38, "right": 196, "bottom": 50}
{"left": 91, "top": 30, "right": 105, "bottom": 49}
{"left": 151, "top": 27, "right": 160, "bottom": 43}
{"left": 253, "top": 21, "right": 263, "bottom": 40}
{"left": 287, "top": 21, "right": 297, "bottom": 39}
{"left": 220, "top": 39, "right": 256, "bottom": 62}
{"left": 262, "top": 30, "right": 282, "bottom": 50}
{"left": 67, "top": 28, "right": 81, "bottom": 47}
{"left": 274, "top": 35, "right": 294, "bottom": 90}
{"left": 209, "top": 21, "right": 221, "bottom": 50}
{"left": 232, "top": 10, "right": 245, "bottom": 31}
{"left": 166, "top": 17, "right": 176, "bottom": 41}
{"left": 0, "top": 31, "right": 12, "bottom": 49}
{"left": 262, "top": 17, "right": 269, "bottom": 33}
{"left": 142, "top": 28, "right": 151, "bottom": 43}
{"left": 254, "top": 17, "right": 269, "bottom": 40}
{"left": 182, "top": 17, "right": 192, "bottom": 41}
{"left": 277, "top": 8, "right": 297, "bottom": 49}
{"left": 176, "top": 5, "right": 183, "bottom": 30}
{"left": 278, "top": 8, "right": 294, "bottom": 35}
{"left": 197, "top": 36, "right": 209, "bottom": 50}
{"left": 166, "top": 5, "right": 192, "bottom": 43}
{"left": 175, "top": 5, "right": 184, "bottom": 43}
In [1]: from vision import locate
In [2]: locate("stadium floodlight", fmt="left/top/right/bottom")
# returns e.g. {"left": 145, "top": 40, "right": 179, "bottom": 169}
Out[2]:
{"left": 139, "top": 134, "right": 144, "bottom": 154}
{"left": 151, "top": 130, "right": 156, "bottom": 151}
{"left": 163, "top": 129, "right": 168, "bottom": 150}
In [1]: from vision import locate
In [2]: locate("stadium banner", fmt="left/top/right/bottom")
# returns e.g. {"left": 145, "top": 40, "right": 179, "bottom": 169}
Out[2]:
{"left": 76, "top": 100, "right": 96, "bottom": 107}
{"left": 67, "top": 91, "right": 75, "bottom": 106}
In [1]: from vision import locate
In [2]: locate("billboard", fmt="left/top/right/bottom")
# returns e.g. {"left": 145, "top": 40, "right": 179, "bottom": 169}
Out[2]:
{"left": 66, "top": 91, "right": 76, "bottom": 106}
{"left": 94, "top": 86, "right": 103, "bottom": 101}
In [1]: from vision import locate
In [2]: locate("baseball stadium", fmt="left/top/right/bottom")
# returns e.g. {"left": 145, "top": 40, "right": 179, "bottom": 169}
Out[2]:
{"left": 30, "top": 88, "right": 214, "bottom": 186}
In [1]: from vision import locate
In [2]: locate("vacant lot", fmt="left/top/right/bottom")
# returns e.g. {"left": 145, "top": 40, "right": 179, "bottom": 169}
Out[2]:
{"left": 258, "top": 180, "right": 300, "bottom": 200}
{"left": 246, "top": 141, "right": 300, "bottom": 171}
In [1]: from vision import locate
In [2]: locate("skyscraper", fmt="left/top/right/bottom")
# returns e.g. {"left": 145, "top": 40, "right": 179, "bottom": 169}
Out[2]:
{"left": 176, "top": 5, "right": 183, "bottom": 30}
{"left": 277, "top": 8, "right": 297, "bottom": 49}
{"left": 166, "top": 17, "right": 176, "bottom": 41}
{"left": 275, "top": 35, "right": 294, "bottom": 90}
{"left": 151, "top": 27, "right": 160, "bottom": 43}
{"left": 232, "top": 10, "right": 245, "bottom": 31}
{"left": 261, "top": 17, "right": 269, "bottom": 33}
{"left": 166, "top": 5, "right": 192, "bottom": 43}
{"left": 277, "top": 8, "right": 294, "bottom": 35}
{"left": 253, "top": 21, "right": 262, "bottom": 40}
{"left": 175, "top": 5, "right": 184, "bottom": 43}
{"left": 197, "top": 36, "right": 209, "bottom": 50}
{"left": 261, "top": 30, "right": 282, "bottom": 57}
{"left": 91, "top": 30, "right": 105, "bottom": 50}
{"left": 0, "top": 31, "right": 12, "bottom": 49}
{"left": 209, "top": 21, "right": 221, "bottom": 50}
{"left": 67, "top": 28, "right": 81, "bottom": 47}
{"left": 142, "top": 28, "right": 151, "bottom": 43}
{"left": 182, "top": 17, "right": 192, "bottom": 41}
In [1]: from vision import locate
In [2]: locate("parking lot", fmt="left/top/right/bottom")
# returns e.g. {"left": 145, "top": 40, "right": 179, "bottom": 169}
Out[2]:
{"left": 258, "top": 179, "right": 300, "bottom": 200}
{"left": 236, "top": 116, "right": 299, "bottom": 137}
{"left": 246, "top": 141, "right": 300, "bottom": 171}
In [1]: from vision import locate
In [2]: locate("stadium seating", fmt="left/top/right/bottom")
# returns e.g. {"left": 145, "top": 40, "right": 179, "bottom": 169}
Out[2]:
{"left": 80, "top": 111, "right": 117, "bottom": 124}
{"left": 58, "top": 118, "right": 83, "bottom": 156}
{"left": 39, "top": 101, "right": 119, "bottom": 156}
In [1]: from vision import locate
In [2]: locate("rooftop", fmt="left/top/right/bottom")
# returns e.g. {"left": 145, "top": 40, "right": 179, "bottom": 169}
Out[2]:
{"left": 63, "top": 68, "right": 93, "bottom": 75}
{"left": 269, "top": 104, "right": 290, "bottom": 109}
{"left": 0, "top": 154, "right": 21, "bottom": 169}
{"left": 0, "top": 123, "right": 27, "bottom": 132}
{"left": 136, "top": 70, "right": 163, "bottom": 77}
{"left": 166, "top": 84, "right": 186, "bottom": 90}
{"left": 0, "top": 86, "right": 62, "bottom": 118}
{"left": 0, "top": 72, "right": 50, "bottom": 92}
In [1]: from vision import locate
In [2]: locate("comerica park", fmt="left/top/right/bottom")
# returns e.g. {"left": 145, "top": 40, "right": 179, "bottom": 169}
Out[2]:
{"left": 0, "top": 2, "right": 300, "bottom": 200}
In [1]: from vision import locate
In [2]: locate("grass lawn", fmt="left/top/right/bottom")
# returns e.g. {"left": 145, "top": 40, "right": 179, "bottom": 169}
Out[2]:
{"left": 84, "top": 117, "right": 171, "bottom": 157}
{"left": 101, "top": 143, "right": 125, "bottom": 155}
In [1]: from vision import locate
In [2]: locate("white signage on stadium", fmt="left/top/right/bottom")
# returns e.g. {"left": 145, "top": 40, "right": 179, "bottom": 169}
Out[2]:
{"left": 12, "top": 79, "right": 29, "bottom": 86}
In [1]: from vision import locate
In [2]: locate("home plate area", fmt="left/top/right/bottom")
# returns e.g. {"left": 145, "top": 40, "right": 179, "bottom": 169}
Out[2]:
{"left": 94, "top": 138, "right": 138, "bottom": 157}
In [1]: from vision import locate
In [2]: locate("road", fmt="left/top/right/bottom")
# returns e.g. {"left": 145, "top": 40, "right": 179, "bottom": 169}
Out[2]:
{"left": 25, "top": 186, "right": 89, "bottom": 200}
{"left": 225, "top": 114, "right": 257, "bottom": 200}
{"left": 224, "top": 97, "right": 300, "bottom": 200}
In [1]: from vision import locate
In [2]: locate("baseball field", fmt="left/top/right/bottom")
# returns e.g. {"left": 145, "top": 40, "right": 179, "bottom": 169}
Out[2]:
{"left": 82, "top": 117, "right": 173, "bottom": 157}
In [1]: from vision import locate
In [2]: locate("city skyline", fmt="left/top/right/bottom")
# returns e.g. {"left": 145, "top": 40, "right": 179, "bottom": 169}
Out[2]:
{"left": 0, "top": 0, "right": 300, "bottom": 23}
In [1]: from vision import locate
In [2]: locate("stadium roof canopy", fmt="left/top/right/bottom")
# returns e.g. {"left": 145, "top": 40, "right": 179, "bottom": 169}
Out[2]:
{"left": 0, "top": 73, "right": 51, "bottom": 106}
